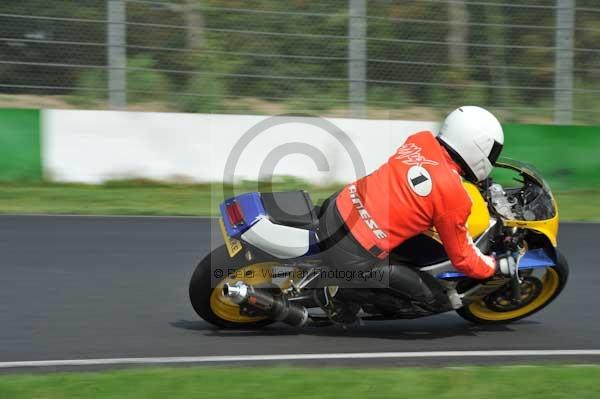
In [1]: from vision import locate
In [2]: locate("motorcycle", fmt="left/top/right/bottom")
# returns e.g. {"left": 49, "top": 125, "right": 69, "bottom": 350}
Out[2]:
{"left": 189, "top": 158, "right": 569, "bottom": 328}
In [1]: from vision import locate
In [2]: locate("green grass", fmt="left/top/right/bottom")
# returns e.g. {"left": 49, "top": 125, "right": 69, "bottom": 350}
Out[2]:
{"left": 0, "top": 180, "right": 338, "bottom": 217}
{"left": 553, "top": 190, "right": 600, "bottom": 221}
{"left": 0, "top": 365, "right": 599, "bottom": 399}
{"left": 0, "top": 181, "right": 598, "bottom": 221}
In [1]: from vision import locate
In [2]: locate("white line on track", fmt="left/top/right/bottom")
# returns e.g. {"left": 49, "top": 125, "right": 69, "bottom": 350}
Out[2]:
{"left": 2, "top": 350, "right": 600, "bottom": 369}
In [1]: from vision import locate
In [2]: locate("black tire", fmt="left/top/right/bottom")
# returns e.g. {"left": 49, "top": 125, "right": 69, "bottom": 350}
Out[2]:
{"left": 189, "top": 245, "right": 275, "bottom": 329}
{"left": 456, "top": 251, "right": 569, "bottom": 325}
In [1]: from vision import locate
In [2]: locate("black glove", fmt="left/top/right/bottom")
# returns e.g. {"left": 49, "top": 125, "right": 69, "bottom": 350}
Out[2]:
{"left": 495, "top": 252, "right": 518, "bottom": 276}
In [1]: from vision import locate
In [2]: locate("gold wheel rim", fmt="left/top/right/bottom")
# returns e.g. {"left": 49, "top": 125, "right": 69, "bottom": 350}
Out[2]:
{"left": 209, "top": 262, "right": 277, "bottom": 323}
{"left": 468, "top": 268, "right": 560, "bottom": 321}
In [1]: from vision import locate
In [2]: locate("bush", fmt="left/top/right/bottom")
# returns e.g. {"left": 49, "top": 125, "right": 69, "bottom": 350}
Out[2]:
{"left": 174, "top": 72, "right": 223, "bottom": 113}
{"left": 70, "top": 55, "right": 169, "bottom": 107}
{"left": 126, "top": 56, "right": 169, "bottom": 102}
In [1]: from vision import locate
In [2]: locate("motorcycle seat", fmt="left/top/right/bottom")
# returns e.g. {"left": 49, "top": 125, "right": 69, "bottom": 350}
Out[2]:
{"left": 260, "top": 191, "right": 318, "bottom": 230}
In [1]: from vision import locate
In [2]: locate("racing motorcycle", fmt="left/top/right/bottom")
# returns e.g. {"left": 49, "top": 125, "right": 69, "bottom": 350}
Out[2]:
{"left": 189, "top": 158, "right": 569, "bottom": 328}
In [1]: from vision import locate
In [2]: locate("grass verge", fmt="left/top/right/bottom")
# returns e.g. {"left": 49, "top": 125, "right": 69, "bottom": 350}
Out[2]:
{"left": 0, "top": 181, "right": 598, "bottom": 221}
{"left": 0, "top": 180, "right": 338, "bottom": 217}
{"left": 1, "top": 365, "right": 599, "bottom": 398}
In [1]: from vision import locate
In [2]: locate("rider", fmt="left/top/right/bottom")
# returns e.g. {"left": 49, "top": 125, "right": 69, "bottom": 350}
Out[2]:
{"left": 318, "top": 106, "right": 515, "bottom": 317}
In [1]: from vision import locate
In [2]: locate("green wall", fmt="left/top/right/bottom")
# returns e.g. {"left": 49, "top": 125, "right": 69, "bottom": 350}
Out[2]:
{"left": 0, "top": 109, "right": 41, "bottom": 181}
{"left": 502, "top": 124, "right": 600, "bottom": 191}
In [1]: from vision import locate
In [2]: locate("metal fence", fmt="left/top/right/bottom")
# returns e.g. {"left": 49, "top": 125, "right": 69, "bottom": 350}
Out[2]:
{"left": 1, "top": 0, "right": 599, "bottom": 124}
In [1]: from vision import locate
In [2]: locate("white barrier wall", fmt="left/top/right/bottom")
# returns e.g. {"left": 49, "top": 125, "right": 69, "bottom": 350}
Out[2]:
{"left": 42, "top": 110, "right": 439, "bottom": 184}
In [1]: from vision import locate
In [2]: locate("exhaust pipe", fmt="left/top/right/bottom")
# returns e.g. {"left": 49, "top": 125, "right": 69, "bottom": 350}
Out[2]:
{"left": 222, "top": 281, "right": 247, "bottom": 300}
{"left": 223, "top": 281, "right": 308, "bottom": 327}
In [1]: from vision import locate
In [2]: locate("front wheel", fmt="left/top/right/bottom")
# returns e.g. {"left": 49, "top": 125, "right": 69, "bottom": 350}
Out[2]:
{"left": 456, "top": 251, "right": 569, "bottom": 324}
{"left": 189, "top": 245, "right": 279, "bottom": 328}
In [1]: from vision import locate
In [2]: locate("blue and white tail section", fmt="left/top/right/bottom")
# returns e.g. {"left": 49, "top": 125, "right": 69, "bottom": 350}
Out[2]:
{"left": 220, "top": 192, "right": 320, "bottom": 259}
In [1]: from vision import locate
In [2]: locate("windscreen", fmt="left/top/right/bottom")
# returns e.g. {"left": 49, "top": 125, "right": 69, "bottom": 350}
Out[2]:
{"left": 490, "top": 158, "right": 556, "bottom": 221}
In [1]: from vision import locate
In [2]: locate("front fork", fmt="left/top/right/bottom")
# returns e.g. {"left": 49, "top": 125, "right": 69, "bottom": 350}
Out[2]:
{"left": 452, "top": 272, "right": 525, "bottom": 310}
{"left": 446, "top": 227, "right": 528, "bottom": 308}
{"left": 503, "top": 226, "right": 527, "bottom": 304}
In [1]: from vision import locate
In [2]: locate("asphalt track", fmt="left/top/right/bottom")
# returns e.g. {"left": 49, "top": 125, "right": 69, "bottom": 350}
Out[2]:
{"left": 0, "top": 215, "right": 599, "bottom": 369}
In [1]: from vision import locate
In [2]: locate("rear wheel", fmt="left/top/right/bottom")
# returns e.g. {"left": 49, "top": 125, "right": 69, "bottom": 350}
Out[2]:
{"left": 456, "top": 251, "right": 569, "bottom": 324}
{"left": 189, "top": 245, "right": 279, "bottom": 328}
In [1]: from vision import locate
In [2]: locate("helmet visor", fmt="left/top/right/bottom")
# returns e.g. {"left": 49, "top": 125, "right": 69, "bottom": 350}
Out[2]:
{"left": 488, "top": 140, "right": 503, "bottom": 166}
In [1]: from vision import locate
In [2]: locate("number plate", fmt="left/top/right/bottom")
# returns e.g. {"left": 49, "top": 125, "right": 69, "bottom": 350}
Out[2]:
{"left": 218, "top": 218, "right": 243, "bottom": 258}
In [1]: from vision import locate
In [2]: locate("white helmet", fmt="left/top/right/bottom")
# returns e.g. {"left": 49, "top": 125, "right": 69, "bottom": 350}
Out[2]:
{"left": 438, "top": 106, "right": 504, "bottom": 182}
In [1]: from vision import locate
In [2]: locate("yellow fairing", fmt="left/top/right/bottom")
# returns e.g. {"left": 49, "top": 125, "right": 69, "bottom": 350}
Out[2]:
{"left": 425, "top": 182, "right": 490, "bottom": 242}
{"left": 463, "top": 182, "right": 491, "bottom": 239}
{"left": 462, "top": 182, "right": 559, "bottom": 246}
{"left": 504, "top": 199, "right": 559, "bottom": 247}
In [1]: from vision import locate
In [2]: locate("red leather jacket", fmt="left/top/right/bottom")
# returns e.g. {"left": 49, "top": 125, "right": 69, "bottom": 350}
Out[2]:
{"left": 336, "top": 131, "right": 496, "bottom": 279}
